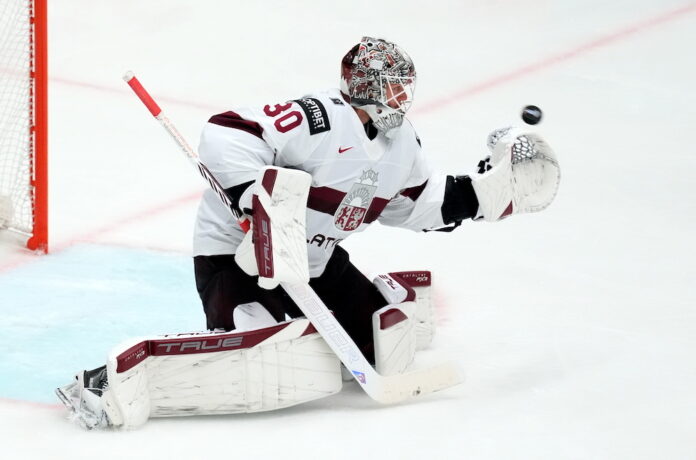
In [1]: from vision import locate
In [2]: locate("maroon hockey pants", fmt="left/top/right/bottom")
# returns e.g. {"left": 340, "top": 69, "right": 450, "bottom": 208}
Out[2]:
{"left": 193, "top": 246, "right": 387, "bottom": 362}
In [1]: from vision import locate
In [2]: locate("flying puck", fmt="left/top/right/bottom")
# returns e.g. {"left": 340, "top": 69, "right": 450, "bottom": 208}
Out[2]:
{"left": 521, "top": 105, "right": 542, "bottom": 125}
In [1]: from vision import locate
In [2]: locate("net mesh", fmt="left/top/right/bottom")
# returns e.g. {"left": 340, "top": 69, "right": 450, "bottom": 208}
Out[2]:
{"left": 0, "top": 0, "right": 34, "bottom": 234}
{"left": 511, "top": 135, "right": 537, "bottom": 163}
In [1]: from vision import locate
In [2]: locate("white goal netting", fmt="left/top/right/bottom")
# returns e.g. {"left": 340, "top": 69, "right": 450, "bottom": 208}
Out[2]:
{"left": 0, "top": 0, "right": 35, "bottom": 234}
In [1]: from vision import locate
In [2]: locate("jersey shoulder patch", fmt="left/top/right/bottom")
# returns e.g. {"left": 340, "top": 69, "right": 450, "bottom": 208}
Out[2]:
{"left": 292, "top": 97, "right": 331, "bottom": 135}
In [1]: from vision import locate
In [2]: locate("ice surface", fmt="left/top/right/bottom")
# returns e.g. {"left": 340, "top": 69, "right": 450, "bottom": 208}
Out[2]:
{"left": 0, "top": 244, "right": 202, "bottom": 402}
{"left": 1, "top": 0, "right": 695, "bottom": 458}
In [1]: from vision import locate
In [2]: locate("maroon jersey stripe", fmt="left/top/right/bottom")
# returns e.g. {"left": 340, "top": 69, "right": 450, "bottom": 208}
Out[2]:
{"left": 364, "top": 197, "right": 389, "bottom": 223}
{"left": 399, "top": 180, "right": 428, "bottom": 201}
{"left": 307, "top": 186, "right": 345, "bottom": 215}
{"left": 209, "top": 111, "right": 264, "bottom": 140}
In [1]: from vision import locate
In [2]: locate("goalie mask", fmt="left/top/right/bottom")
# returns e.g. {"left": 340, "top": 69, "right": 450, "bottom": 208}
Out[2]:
{"left": 340, "top": 37, "right": 416, "bottom": 133}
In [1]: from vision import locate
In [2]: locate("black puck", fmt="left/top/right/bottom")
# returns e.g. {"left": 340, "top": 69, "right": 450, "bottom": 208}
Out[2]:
{"left": 521, "top": 105, "right": 542, "bottom": 125}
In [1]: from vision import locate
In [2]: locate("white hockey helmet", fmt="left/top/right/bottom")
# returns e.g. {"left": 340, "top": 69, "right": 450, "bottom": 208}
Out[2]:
{"left": 340, "top": 37, "right": 416, "bottom": 132}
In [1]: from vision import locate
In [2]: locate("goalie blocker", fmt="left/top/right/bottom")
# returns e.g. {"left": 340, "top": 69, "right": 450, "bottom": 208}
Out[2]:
{"left": 56, "top": 270, "right": 435, "bottom": 429}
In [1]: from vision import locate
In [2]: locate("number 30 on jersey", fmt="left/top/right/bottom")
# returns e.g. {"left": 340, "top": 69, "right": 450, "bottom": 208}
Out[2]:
{"left": 264, "top": 103, "right": 302, "bottom": 133}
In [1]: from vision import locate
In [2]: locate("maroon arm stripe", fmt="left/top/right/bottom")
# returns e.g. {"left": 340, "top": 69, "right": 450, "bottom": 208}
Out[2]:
{"left": 209, "top": 111, "right": 264, "bottom": 140}
{"left": 364, "top": 198, "right": 389, "bottom": 223}
{"left": 399, "top": 180, "right": 428, "bottom": 201}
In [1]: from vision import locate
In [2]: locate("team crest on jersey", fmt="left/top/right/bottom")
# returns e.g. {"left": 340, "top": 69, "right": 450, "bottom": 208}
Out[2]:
{"left": 334, "top": 169, "right": 379, "bottom": 231}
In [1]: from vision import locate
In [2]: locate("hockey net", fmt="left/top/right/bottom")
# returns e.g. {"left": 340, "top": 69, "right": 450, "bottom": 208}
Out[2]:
{"left": 0, "top": 0, "right": 47, "bottom": 252}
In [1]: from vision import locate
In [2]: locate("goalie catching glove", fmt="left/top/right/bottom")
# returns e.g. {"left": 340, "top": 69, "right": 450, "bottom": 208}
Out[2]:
{"left": 471, "top": 127, "right": 560, "bottom": 221}
{"left": 234, "top": 167, "right": 312, "bottom": 289}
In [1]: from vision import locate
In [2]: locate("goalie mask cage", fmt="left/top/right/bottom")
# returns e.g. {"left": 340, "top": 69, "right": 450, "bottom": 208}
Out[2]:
{"left": 0, "top": 0, "right": 48, "bottom": 252}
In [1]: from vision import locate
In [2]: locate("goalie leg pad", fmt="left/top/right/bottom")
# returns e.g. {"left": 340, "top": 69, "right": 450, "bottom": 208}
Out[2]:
{"left": 372, "top": 302, "right": 417, "bottom": 376}
{"left": 373, "top": 271, "right": 434, "bottom": 350}
{"left": 59, "top": 318, "right": 342, "bottom": 429}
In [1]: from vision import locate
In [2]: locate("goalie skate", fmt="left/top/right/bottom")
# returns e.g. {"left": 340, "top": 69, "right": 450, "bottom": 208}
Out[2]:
{"left": 55, "top": 366, "right": 112, "bottom": 430}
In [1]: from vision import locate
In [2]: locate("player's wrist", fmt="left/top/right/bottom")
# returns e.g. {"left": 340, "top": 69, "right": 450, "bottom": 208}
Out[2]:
{"left": 441, "top": 175, "right": 479, "bottom": 224}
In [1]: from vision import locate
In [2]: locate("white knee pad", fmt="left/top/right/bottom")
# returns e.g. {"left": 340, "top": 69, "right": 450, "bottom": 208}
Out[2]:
{"left": 372, "top": 271, "right": 435, "bottom": 350}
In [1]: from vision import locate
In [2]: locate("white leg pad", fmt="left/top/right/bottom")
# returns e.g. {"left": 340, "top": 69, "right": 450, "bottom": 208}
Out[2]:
{"left": 373, "top": 271, "right": 435, "bottom": 350}
{"left": 372, "top": 302, "right": 417, "bottom": 376}
{"left": 102, "top": 318, "right": 341, "bottom": 428}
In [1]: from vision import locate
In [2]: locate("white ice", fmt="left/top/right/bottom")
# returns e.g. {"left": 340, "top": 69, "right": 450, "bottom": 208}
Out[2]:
{"left": 1, "top": 0, "right": 695, "bottom": 458}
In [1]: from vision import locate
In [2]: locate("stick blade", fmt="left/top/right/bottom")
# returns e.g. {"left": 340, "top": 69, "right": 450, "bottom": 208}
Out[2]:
{"left": 373, "top": 361, "right": 463, "bottom": 404}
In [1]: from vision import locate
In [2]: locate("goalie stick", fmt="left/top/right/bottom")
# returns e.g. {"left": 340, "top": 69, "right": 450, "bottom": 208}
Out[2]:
{"left": 122, "top": 71, "right": 462, "bottom": 404}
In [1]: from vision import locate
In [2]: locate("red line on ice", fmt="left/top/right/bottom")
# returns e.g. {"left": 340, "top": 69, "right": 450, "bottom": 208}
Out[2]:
{"left": 0, "top": 397, "right": 62, "bottom": 410}
{"left": 50, "top": 190, "right": 203, "bottom": 254}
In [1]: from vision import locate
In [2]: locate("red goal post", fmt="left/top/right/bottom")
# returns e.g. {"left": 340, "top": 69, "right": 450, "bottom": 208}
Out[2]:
{"left": 0, "top": 0, "right": 48, "bottom": 252}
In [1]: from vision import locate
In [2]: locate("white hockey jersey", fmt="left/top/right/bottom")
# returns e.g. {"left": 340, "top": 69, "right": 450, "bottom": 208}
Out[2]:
{"left": 193, "top": 88, "right": 448, "bottom": 277}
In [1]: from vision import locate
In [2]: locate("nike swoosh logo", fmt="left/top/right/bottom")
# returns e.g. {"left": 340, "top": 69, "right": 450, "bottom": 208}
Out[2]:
{"left": 338, "top": 146, "right": 353, "bottom": 154}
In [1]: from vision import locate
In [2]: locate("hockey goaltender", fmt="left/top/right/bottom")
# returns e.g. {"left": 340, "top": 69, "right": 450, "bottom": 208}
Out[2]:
{"left": 56, "top": 36, "right": 560, "bottom": 429}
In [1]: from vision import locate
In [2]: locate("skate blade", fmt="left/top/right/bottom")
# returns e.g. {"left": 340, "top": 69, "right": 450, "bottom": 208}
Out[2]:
{"left": 55, "top": 383, "right": 77, "bottom": 410}
{"left": 55, "top": 382, "right": 103, "bottom": 430}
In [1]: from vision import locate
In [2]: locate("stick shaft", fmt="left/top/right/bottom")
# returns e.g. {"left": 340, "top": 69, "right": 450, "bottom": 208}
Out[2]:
{"left": 123, "top": 72, "right": 244, "bottom": 223}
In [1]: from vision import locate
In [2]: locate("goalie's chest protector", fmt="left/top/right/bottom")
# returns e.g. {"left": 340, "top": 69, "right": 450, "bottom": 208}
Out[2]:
{"left": 273, "top": 93, "right": 418, "bottom": 276}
